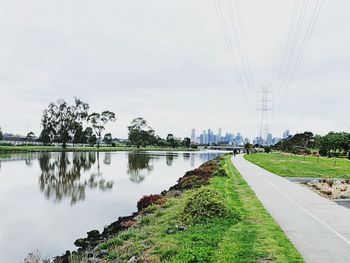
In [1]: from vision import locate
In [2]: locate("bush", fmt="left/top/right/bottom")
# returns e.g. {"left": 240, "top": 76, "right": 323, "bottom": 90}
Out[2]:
{"left": 178, "top": 175, "right": 209, "bottom": 190}
{"left": 137, "top": 194, "right": 165, "bottom": 211}
{"left": 213, "top": 168, "right": 228, "bottom": 177}
{"left": 264, "top": 146, "right": 271, "bottom": 153}
{"left": 182, "top": 188, "right": 233, "bottom": 224}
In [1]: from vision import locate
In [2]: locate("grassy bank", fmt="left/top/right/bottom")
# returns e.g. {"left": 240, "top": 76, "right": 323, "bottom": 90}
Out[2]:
{"left": 245, "top": 153, "right": 350, "bottom": 178}
{"left": 71, "top": 155, "right": 303, "bottom": 262}
{"left": 0, "top": 145, "right": 197, "bottom": 153}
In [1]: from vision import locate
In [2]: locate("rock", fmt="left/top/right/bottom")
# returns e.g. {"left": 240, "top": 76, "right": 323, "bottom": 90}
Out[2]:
{"left": 53, "top": 250, "right": 70, "bottom": 263}
{"left": 127, "top": 256, "right": 137, "bottom": 263}
{"left": 88, "top": 258, "right": 102, "bottom": 263}
{"left": 178, "top": 226, "right": 187, "bottom": 231}
{"left": 95, "top": 249, "right": 109, "bottom": 258}
{"left": 321, "top": 190, "right": 332, "bottom": 196}
{"left": 74, "top": 238, "right": 88, "bottom": 249}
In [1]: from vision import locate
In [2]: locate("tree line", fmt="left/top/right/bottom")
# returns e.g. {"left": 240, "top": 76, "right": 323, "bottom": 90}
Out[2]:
{"left": 127, "top": 117, "right": 193, "bottom": 148}
{"left": 39, "top": 98, "right": 115, "bottom": 148}
{"left": 36, "top": 98, "right": 193, "bottom": 149}
{"left": 274, "top": 131, "right": 350, "bottom": 157}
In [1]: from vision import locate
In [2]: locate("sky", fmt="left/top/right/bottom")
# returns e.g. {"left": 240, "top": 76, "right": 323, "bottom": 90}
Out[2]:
{"left": 0, "top": 0, "right": 349, "bottom": 140}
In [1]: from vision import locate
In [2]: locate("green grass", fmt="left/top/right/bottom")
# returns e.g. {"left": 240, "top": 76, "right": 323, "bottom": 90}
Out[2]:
{"left": 82, "top": 155, "right": 303, "bottom": 263}
{"left": 0, "top": 145, "right": 197, "bottom": 153}
{"left": 245, "top": 152, "right": 350, "bottom": 178}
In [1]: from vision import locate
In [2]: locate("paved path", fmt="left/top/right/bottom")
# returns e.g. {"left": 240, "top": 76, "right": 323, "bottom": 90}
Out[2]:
{"left": 232, "top": 155, "right": 350, "bottom": 263}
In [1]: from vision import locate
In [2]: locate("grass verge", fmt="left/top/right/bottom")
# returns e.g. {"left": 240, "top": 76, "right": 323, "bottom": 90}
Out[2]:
{"left": 245, "top": 153, "right": 350, "bottom": 178}
{"left": 72, "top": 155, "right": 303, "bottom": 262}
{"left": 0, "top": 145, "right": 197, "bottom": 153}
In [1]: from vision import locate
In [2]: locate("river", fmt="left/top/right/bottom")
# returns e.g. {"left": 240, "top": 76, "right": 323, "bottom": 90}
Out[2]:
{"left": 0, "top": 151, "right": 223, "bottom": 262}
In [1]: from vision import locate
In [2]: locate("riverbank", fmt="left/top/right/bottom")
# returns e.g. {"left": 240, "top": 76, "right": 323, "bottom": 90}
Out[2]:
{"left": 0, "top": 145, "right": 198, "bottom": 154}
{"left": 55, "top": 154, "right": 302, "bottom": 263}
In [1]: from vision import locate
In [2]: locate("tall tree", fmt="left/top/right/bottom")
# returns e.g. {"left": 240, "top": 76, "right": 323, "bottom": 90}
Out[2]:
{"left": 0, "top": 127, "right": 3, "bottom": 141}
{"left": 26, "top": 132, "right": 35, "bottom": 142}
{"left": 88, "top": 111, "right": 116, "bottom": 148}
{"left": 183, "top": 137, "right": 191, "bottom": 148}
{"left": 41, "top": 98, "right": 89, "bottom": 148}
{"left": 103, "top": 133, "right": 113, "bottom": 146}
{"left": 128, "top": 117, "right": 155, "bottom": 148}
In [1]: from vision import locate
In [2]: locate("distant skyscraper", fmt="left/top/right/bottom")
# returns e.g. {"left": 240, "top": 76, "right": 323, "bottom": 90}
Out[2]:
{"left": 191, "top": 129, "right": 196, "bottom": 142}
{"left": 267, "top": 133, "right": 273, "bottom": 146}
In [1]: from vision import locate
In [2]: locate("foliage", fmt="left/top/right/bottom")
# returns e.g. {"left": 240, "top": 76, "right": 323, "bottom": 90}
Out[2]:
{"left": 182, "top": 188, "right": 232, "bottom": 224}
{"left": 264, "top": 146, "right": 272, "bottom": 153}
{"left": 103, "top": 133, "right": 113, "bottom": 146}
{"left": 318, "top": 132, "right": 350, "bottom": 157}
{"left": 128, "top": 117, "right": 156, "bottom": 148}
{"left": 244, "top": 143, "right": 253, "bottom": 154}
{"left": 26, "top": 131, "right": 35, "bottom": 142}
{"left": 88, "top": 111, "right": 116, "bottom": 147}
{"left": 275, "top": 131, "right": 350, "bottom": 157}
{"left": 0, "top": 127, "right": 2, "bottom": 141}
{"left": 40, "top": 98, "right": 89, "bottom": 148}
{"left": 137, "top": 194, "right": 165, "bottom": 211}
{"left": 177, "top": 174, "right": 209, "bottom": 190}
{"left": 274, "top": 132, "right": 315, "bottom": 153}
{"left": 213, "top": 167, "right": 228, "bottom": 177}
{"left": 182, "top": 137, "right": 191, "bottom": 148}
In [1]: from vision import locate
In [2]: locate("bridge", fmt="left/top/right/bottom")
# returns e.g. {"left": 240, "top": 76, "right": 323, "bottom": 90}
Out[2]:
{"left": 207, "top": 146, "right": 245, "bottom": 152}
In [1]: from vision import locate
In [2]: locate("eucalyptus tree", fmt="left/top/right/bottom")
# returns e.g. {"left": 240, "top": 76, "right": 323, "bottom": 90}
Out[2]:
{"left": 128, "top": 117, "right": 155, "bottom": 148}
{"left": 26, "top": 132, "right": 35, "bottom": 142}
{"left": 88, "top": 111, "right": 116, "bottom": 147}
{"left": 41, "top": 98, "right": 89, "bottom": 148}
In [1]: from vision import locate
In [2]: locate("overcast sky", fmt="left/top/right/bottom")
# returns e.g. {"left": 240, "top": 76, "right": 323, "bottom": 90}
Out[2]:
{"left": 0, "top": 0, "right": 349, "bottom": 139}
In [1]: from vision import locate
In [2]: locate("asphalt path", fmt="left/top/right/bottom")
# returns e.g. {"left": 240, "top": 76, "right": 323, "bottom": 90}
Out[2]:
{"left": 232, "top": 155, "right": 350, "bottom": 263}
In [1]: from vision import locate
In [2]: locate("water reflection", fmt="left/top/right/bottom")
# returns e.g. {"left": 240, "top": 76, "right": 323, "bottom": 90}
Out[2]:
{"left": 127, "top": 153, "right": 154, "bottom": 183}
{"left": 38, "top": 152, "right": 113, "bottom": 205}
{"left": 0, "top": 151, "right": 223, "bottom": 205}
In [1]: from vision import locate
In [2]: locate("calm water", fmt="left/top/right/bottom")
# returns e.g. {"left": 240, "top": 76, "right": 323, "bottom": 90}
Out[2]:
{"left": 0, "top": 151, "right": 222, "bottom": 262}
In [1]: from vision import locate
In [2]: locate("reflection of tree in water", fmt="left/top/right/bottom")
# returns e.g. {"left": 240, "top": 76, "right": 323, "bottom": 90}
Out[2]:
{"left": 166, "top": 153, "right": 178, "bottom": 166}
{"left": 103, "top": 152, "right": 111, "bottom": 165}
{"left": 38, "top": 152, "right": 113, "bottom": 205}
{"left": 127, "top": 153, "right": 154, "bottom": 183}
{"left": 182, "top": 153, "right": 190, "bottom": 159}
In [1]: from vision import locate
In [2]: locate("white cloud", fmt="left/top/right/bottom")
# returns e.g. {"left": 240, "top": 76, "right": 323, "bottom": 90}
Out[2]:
{"left": 0, "top": 0, "right": 349, "bottom": 139}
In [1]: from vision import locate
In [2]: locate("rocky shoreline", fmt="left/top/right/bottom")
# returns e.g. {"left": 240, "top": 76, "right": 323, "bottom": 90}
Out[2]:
{"left": 300, "top": 178, "right": 350, "bottom": 200}
{"left": 53, "top": 155, "right": 224, "bottom": 263}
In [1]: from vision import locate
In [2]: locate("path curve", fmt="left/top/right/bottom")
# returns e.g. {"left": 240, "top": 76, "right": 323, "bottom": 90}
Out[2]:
{"left": 232, "top": 155, "right": 350, "bottom": 263}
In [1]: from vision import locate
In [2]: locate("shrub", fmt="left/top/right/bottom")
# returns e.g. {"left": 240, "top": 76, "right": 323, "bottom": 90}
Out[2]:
{"left": 178, "top": 175, "right": 209, "bottom": 190}
{"left": 137, "top": 194, "right": 165, "bottom": 211}
{"left": 182, "top": 188, "right": 233, "bottom": 224}
{"left": 264, "top": 146, "right": 272, "bottom": 154}
{"left": 213, "top": 168, "right": 228, "bottom": 177}
{"left": 165, "top": 190, "right": 182, "bottom": 198}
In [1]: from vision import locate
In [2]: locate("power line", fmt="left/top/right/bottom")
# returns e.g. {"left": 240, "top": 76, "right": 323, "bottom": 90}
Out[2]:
{"left": 213, "top": 0, "right": 256, "bottom": 106}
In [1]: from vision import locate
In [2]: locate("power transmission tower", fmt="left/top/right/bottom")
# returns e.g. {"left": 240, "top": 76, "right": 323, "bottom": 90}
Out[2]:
{"left": 257, "top": 84, "right": 272, "bottom": 146}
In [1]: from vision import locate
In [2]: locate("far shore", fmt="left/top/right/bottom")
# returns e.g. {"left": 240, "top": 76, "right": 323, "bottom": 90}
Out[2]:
{"left": 0, "top": 145, "right": 199, "bottom": 154}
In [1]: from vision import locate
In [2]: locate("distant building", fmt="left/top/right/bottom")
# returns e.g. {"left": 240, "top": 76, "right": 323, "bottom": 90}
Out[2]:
{"left": 191, "top": 129, "right": 196, "bottom": 142}
{"left": 267, "top": 133, "right": 273, "bottom": 146}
